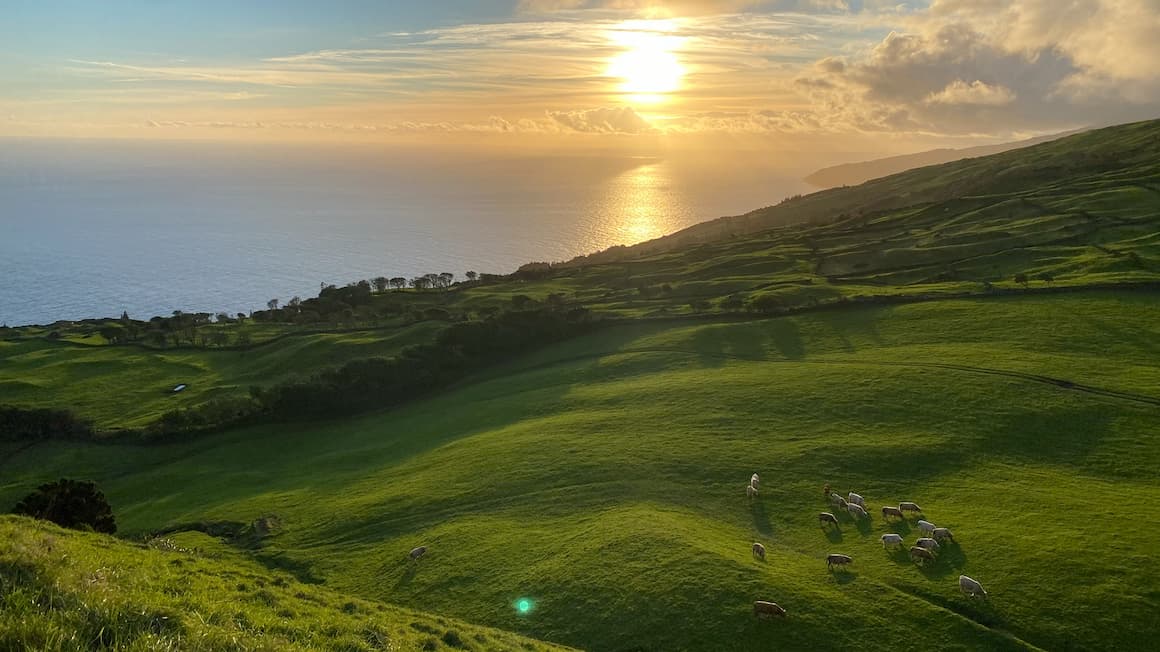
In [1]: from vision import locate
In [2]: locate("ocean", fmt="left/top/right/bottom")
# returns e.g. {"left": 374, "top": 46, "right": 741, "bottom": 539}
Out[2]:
{"left": 0, "top": 139, "right": 812, "bottom": 326}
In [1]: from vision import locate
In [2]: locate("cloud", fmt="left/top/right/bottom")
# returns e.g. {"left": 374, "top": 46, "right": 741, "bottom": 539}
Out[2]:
{"left": 926, "top": 80, "right": 1015, "bottom": 106}
{"left": 547, "top": 106, "right": 656, "bottom": 133}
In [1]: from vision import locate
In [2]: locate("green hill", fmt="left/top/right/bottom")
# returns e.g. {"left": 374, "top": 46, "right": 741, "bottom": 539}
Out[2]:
{"left": 4, "top": 292, "right": 1158, "bottom": 651}
{"left": 3, "top": 119, "right": 1160, "bottom": 650}
{"left": 0, "top": 516, "right": 571, "bottom": 652}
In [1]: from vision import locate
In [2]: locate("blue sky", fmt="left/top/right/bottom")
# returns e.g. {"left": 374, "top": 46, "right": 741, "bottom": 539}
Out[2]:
{"left": 2, "top": 1, "right": 1156, "bottom": 148}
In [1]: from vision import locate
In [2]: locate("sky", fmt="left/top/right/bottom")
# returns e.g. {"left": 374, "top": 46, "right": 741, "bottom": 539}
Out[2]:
{"left": 2, "top": 0, "right": 1158, "bottom": 153}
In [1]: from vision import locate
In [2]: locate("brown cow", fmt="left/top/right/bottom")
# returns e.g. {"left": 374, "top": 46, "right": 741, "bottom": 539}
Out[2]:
{"left": 909, "top": 546, "right": 935, "bottom": 566}
{"left": 754, "top": 601, "right": 787, "bottom": 618}
{"left": 899, "top": 501, "right": 923, "bottom": 515}
{"left": 826, "top": 553, "right": 853, "bottom": 570}
{"left": 882, "top": 506, "right": 904, "bottom": 521}
{"left": 818, "top": 512, "right": 839, "bottom": 528}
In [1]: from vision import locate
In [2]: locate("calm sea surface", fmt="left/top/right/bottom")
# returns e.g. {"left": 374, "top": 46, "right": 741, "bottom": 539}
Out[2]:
{"left": 0, "top": 139, "right": 811, "bottom": 325}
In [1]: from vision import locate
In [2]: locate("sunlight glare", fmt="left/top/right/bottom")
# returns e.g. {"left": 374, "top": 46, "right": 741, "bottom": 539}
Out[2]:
{"left": 607, "top": 20, "right": 686, "bottom": 102}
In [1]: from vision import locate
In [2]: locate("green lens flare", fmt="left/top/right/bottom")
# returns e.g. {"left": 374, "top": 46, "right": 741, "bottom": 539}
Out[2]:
{"left": 516, "top": 598, "right": 533, "bottom": 614}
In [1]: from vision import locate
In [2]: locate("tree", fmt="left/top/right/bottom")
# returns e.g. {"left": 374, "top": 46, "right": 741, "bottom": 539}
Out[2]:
{"left": 267, "top": 298, "right": 279, "bottom": 311}
{"left": 438, "top": 272, "right": 455, "bottom": 288}
{"left": 720, "top": 295, "right": 745, "bottom": 311}
{"left": 1014, "top": 273, "right": 1029, "bottom": 288}
{"left": 287, "top": 296, "right": 302, "bottom": 309}
{"left": 1037, "top": 272, "right": 1055, "bottom": 285}
{"left": 410, "top": 277, "right": 430, "bottom": 290}
{"left": 371, "top": 276, "right": 390, "bottom": 293}
{"left": 465, "top": 271, "right": 478, "bottom": 283}
{"left": 390, "top": 277, "right": 407, "bottom": 290}
{"left": 98, "top": 324, "right": 125, "bottom": 345}
{"left": 12, "top": 478, "right": 116, "bottom": 534}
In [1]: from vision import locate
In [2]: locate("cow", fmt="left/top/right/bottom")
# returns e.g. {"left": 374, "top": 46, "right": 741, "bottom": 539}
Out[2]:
{"left": 899, "top": 502, "right": 923, "bottom": 515}
{"left": 409, "top": 546, "right": 428, "bottom": 562}
{"left": 751, "top": 473, "right": 761, "bottom": 489}
{"left": 847, "top": 503, "right": 869, "bottom": 519}
{"left": 882, "top": 506, "right": 904, "bottom": 521}
{"left": 916, "top": 537, "right": 941, "bottom": 553}
{"left": 909, "top": 546, "right": 935, "bottom": 566}
{"left": 752, "top": 542, "right": 766, "bottom": 561}
{"left": 917, "top": 520, "right": 936, "bottom": 537}
{"left": 818, "top": 512, "right": 839, "bottom": 528}
{"left": 933, "top": 527, "right": 955, "bottom": 543}
{"left": 746, "top": 484, "right": 758, "bottom": 499}
{"left": 754, "top": 601, "right": 787, "bottom": 618}
{"left": 829, "top": 493, "right": 848, "bottom": 510}
{"left": 847, "top": 492, "right": 865, "bottom": 508}
{"left": 959, "top": 575, "right": 987, "bottom": 599}
{"left": 826, "top": 553, "right": 853, "bottom": 570}
{"left": 880, "top": 533, "right": 903, "bottom": 550}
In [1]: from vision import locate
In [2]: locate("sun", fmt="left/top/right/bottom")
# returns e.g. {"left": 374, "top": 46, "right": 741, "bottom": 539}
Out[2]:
{"left": 607, "top": 20, "right": 686, "bottom": 103}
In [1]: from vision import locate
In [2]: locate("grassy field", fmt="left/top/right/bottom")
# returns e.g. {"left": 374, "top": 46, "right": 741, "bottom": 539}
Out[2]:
{"left": 0, "top": 321, "right": 443, "bottom": 430}
{"left": 0, "top": 516, "right": 570, "bottom": 651}
{"left": 4, "top": 120, "right": 1158, "bottom": 435}
{"left": 5, "top": 292, "right": 1158, "bottom": 651}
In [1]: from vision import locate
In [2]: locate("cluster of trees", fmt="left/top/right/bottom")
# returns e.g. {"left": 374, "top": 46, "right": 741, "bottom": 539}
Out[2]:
{"left": 145, "top": 303, "right": 593, "bottom": 439}
{"left": 0, "top": 406, "right": 93, "bottom": 441}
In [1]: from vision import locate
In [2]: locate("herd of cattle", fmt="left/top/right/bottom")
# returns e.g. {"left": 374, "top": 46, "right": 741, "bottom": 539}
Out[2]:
{"left": 747, "top": 473, "right": 988, "bottom": 620}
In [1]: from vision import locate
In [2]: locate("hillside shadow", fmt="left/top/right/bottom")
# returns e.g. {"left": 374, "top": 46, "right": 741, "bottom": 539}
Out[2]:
{"left": 689, "top": 323, "right": 770, "bottom": 367}
{"left": 823, "top": 527, "right": 843, "bottom": 543}
{"left": 854, "top": 518, "right": 873, "bottom": 536}
{"left": 831, "top": 570, "right": 857, "bottom": 585}
{"left": 918, "top": 545, "right": 968, "bottom": 579}
{"left": 750, "top": 501, "right": 773, "bottom": 535}
{"left": 812, "top": 305, "right": 885, "bottom": 353}
{"left": 766, "top": 319, "right": 805, "bottom": 360}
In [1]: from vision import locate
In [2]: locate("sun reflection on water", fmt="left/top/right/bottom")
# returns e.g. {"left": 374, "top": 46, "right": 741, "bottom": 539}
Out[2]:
{"left": 589, "top": 162, "right": 688, "bottom": 247}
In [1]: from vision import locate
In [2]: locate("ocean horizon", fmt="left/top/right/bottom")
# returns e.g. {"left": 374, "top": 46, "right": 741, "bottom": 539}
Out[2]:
{"left": 0, "top": 139, "right": 812, "bottom": 326}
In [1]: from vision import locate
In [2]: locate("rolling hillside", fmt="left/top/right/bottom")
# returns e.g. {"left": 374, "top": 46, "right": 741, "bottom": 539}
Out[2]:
{"left": 4, "top": 292, "right": 1158, "bottom": 651}
{"left": 0, "top": 516, "right": 570, "bottom": 651}
{"left": 802, "top": 129, "right": 1079, "bottom": 189}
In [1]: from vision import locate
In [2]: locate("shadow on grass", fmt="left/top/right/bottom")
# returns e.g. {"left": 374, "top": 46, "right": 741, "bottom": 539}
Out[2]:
{"left": 750, "top": 501, "right": 773, "bottom": 535}
{"left": 854, "top": 518, "right": 873, "bottom": 536}
{"left": 823, "top": 526, "right": 843, "bottom": 543}
{"left": 393, "top": 562, "right": 419, "bottom": 589}
{"left": 830, "top": 569, "right": 857, "bottom": 585}
{"left": 917, "top": 545, "right": 968, "bottom": 579}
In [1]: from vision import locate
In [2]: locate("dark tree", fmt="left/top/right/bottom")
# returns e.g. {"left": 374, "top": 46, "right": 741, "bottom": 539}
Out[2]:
{"left": 1014, "top": 273, "right": 1029, "bottom": 288}
{"left": 267, "top": 298, "right": 279, "bottom": 311}
{"left": 465, "top": 271, "right": 478, "bottom": 282}
{"left": 12, "top": 478, "right": 116, "bottom": 534}
{"left": 98, "top": 324, "right": 125, "bottom": 345}
{"left": 390, "top": 277, "right": 407, "bottom": 290}
{"left": 438, "top": 272, "right": 455, "bottom": 288}
{"left": 371, "top": 276, "right": 390, "bottom": 293}
{"left": 1037, "top": 272, "right": 1055, "bottom": 285}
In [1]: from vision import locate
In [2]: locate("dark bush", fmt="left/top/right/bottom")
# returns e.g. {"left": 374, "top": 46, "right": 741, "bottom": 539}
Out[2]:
{"left": 0, "top": 406, "right": 94, "bottom": 441}
{"left": 12, "top": 478, "right": 117, "bottom": 533}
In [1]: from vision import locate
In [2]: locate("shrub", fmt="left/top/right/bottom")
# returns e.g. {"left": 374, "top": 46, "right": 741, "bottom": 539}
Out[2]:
{"left": 12, "top": 479, "right": 117, "bottom": 534}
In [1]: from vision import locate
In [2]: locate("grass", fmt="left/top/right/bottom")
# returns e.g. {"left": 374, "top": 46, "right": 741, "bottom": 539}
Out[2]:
{"left": 4, "top": 292, "right": 1158, "bottom": 650}
{"left": 0, "top": 516, "right": 570, "bottom": 652}
{"left": 0, "top": 321, "right": 443, "bottom": 430}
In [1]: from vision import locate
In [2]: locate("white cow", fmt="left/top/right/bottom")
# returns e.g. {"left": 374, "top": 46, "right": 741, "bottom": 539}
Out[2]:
{"left": 959, "top": 575, "right": 987, "bottom": 599}
{"left": 847, "top": 492, "right": 865, "bottom": 508}
{"left": 847, "top": 503, "right": 868, "bottom": 519}
{"left": 917, "top": 520, "right": 937, "bottom": 537}
{"left": 751, "top": 473, "right": 761, "bottom": 489}
{"left": 830, "top": 493, "right": 848, "bottom": 510}
{"left": 746, "top": 484, "right": 758, "bottom": 499}
{"left": 880, "top": 533, "right": 903, "bottom": 550}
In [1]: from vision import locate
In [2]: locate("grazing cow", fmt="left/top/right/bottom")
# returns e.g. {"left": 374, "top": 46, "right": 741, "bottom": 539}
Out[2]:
{"left": 754, "top": 601, "right": 787, "bottom": 618}
{"left": 752, "top": 542, "right": 766, "bottom": 561}
{"left": 916, "top": 537, "right": 941, "bottom": 553}
{"left": 746, "top": 484, "right": 758, "bottom": 499}
{"left": 917, "top": 520, "right": 936, "bottom": 537}
{"left": 818, "top": 512, "right": 839, "bottom": 528}
{"left": 847, "top": 503, "right": 869, "bottom": 519}
{"left": 899, "top": 501, "right": 922, "bottom": 515}
{"left": 882, "top": 506, "right": 904, "bottom": 521}
{"left": 751, "top": 473, "right": 761, "bottom": 489}
{"left": 826, "top": 553, "right": 853, "bottom": 570}
{"left": 409, "top": 546, "right": 428, "bottom": 562}
{"left": 959, "top": 575, "right": 987, "bottom": 599}
{"left": 880, "top": 533, "right": 903, "bottom": 550}
{"left": 829, "top": 492, "right": 847, "bottom": 508}
{"left": 847, "top": 492, "right": 866, "bottom": 508}
{"left": 909, "top": 546, "right": 935, "bottom": 566}
{"left": 933, "top": 527, "right": 955, "bottom": 543}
